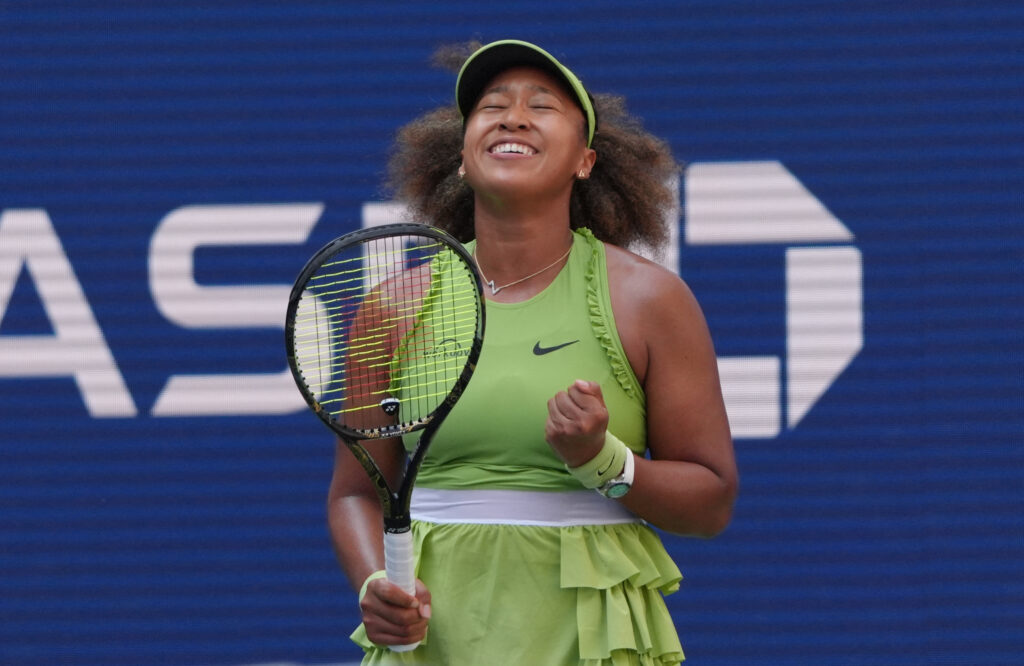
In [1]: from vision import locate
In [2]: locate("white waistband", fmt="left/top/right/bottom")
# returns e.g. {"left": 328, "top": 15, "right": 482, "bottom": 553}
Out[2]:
{"left": 410, "top": 487, "right": 642, "bottom": 527}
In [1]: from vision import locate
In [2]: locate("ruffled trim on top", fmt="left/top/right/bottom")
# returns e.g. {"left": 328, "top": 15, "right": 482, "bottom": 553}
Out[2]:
{"left": 579, "top": 228, "right": 646, "bottom": 410}
{"left": 562, "top": 523, "right": 684, "bottom": 664}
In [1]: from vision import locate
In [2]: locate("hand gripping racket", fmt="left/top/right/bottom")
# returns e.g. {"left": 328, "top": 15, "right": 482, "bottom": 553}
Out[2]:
{"left": 285, "top": 223, "right": 484, "bottom": 651}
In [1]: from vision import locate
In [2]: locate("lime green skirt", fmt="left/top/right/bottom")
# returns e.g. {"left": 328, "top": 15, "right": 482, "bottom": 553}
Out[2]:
{"left": 351, "top": 521, "right": 684, "bottom": 665}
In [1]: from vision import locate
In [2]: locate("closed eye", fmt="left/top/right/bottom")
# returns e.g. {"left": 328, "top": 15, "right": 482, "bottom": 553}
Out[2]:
{"left": 528, "top": 94, "right": 562, "bottom": 111}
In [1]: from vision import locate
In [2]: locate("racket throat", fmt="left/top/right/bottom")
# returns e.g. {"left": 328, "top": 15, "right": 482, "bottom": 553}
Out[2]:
{"left": 383, "top": 514, "right": 412, "bottom": 533}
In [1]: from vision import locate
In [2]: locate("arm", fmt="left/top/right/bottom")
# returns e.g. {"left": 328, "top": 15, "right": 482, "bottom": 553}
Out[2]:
{"left": 546, "top": 249, "right": 737, "bottom": 537}
{"left": 619, "top": 263, "right": 737, "bottom": 536}
{"left": 325, "top": 267, "right": 434, "bottom": 645}
{"left": 326, "top": 437, "right": 431, "bottom": 645}
{"left": 326, "top": 437, "right": 403, "bottom": 593}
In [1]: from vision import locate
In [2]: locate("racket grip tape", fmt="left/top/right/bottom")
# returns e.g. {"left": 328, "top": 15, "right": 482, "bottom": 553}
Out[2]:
{"left": 383, "top": 529, "right": 419, "bottom": 652}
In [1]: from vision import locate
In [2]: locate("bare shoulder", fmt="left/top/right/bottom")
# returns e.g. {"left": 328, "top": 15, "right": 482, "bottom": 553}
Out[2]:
{"left": 604, "top": 243, "right": 701, "bottom": 322}
{"left": 603, "top": 243, "right": 711, "bottom": 385}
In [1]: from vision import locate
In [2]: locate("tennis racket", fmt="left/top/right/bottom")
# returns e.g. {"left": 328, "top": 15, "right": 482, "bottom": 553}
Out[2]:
{"left": 285, "top": 223, "right": 484, "bottom": 652}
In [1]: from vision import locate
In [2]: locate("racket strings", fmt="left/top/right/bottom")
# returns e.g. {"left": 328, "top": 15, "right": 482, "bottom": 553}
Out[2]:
{"left": 291, "top": 234, "right": 480, "bottom": 431}
{"left": 301, "top": 309, "right": 477, "bottom": 404}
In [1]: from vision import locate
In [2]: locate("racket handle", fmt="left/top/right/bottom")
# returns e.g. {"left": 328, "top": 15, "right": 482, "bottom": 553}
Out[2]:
{"left": 383, "top": 529, "right": 419, "bottom": 652}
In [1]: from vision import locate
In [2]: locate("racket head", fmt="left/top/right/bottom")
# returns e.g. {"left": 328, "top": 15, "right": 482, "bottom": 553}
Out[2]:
{"left": 285, "top": 223, "right": 484, "bottom": 443}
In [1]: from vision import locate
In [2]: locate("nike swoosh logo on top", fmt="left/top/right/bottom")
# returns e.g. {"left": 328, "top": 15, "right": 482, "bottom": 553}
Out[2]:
{"left": 533, "top": 340, "right": 580, "bottom": 356}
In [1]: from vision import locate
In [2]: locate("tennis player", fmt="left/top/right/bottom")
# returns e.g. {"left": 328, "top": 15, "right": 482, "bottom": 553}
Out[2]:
{"left": 328, "top": 39, "right": 738, "bottom": 665}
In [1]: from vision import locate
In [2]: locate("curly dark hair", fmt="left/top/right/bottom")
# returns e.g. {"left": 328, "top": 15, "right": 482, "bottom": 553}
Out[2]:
{"left": 386, "top": 43, "right": 681, "bottom": 252}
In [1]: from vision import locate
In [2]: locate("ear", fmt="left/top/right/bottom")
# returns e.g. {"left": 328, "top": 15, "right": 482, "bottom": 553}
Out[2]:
{"left": 576, "top": 148, "right": 597, "bottom": 178}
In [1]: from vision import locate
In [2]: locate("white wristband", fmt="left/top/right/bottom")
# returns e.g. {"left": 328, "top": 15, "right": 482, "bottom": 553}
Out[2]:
{"left": 565, "top": 432, "right": 630, "bottom": 489}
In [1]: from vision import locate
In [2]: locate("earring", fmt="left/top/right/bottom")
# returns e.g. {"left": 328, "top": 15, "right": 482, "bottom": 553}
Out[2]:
{"left": 458, "top": 165, "right": 466, "bottom": 179}
{"left": 578, "top": 169, "right": 588, "bottom": 179}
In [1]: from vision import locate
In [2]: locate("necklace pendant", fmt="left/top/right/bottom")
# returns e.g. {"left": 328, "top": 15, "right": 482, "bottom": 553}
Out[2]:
{"left": 475, "top": 242, "right": 572, "bottom": 298}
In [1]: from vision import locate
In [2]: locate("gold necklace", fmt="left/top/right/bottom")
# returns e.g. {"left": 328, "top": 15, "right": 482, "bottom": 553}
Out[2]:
{"left": 474, "top": 243, "right": 572, "bottom": 296}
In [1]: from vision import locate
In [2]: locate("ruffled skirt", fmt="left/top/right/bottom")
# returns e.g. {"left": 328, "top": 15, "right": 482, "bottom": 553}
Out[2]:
{"left": 352, "top": 521, "right": 684, "bottom": 665}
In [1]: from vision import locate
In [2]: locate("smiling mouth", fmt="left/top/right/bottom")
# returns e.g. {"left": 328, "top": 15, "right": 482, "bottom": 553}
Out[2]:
{"left": 489, "top": 142, "right": 536, "bottom": 156}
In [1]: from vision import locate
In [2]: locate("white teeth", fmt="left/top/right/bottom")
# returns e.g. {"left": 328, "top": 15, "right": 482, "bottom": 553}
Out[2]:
{"left": 491, "top": 143, "right": 535, "bottom": 155}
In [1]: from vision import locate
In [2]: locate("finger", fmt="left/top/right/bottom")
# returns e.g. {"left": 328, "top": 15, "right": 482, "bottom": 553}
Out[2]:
{"left": 361, "top": 578, "right": 431, "bottom": 647}
{"left": 572, "top": 379, "right": 602, "bottom": 395}
{"left": 553, "top": 389, "right": 580, "bottom": 415}
{"left": 361, "top": 580, "right": 424, "bottom": 626}
{"left": 561, "top": 388, "right": 605, "bottom": 427}
{"left": 365, "top": 617, "right": 429, "bottom": 646}
{"left": 567, "top": 380, "right": 604, "bottom": 408}
{"left": 546, "top": 391, "right": 572, "bottom": 422}
{"left": 414, "top": 579, "right": 432, "bottom": 619}
{"left": 362, "top": 602, "right": 428, "bottom": 629}
{"left": 371, "top": 631, "right": 426, "bottom": 647}
{"left": 547, "top": 392, "right": 584, "bottom": 431}
{"left": 362, "top": 596, "right": 427, "bottom": 631}
{"left": 372, "top": 578, "right": 421, "bottom": 609}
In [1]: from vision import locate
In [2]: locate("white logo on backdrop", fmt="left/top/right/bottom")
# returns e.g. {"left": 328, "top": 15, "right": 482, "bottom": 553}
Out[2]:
{"left": 0, "top": 162, "right": 860, "bottom": 436}
{"left": 685, "top": 161, "right": 862, "bottom": 437}
{"left": 147, "top": 203, "right": 324, "bottom": 416}
{"left": 0, "top": 209, "right": 137, "bottom": 417}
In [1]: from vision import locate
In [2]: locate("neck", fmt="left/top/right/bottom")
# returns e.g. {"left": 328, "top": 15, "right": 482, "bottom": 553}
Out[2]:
{"left": 470, "top": 186, "right": 576, "bottom": 298}
{"left": 474, "top": 215, "right": 571, "bottom": 269}
{"left": 472, "top": 211, "right": 574, "bottom": 301}
{"left": 473, "top": 188, "right": 572, "bottom": 250}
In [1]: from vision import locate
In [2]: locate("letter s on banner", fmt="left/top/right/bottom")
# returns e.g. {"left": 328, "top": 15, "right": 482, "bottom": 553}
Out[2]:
{"left": 148, "top": 203, "right": 323, "bottom": 416}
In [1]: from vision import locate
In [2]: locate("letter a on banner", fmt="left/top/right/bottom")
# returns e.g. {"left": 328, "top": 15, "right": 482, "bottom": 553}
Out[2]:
{"left": 0, "top": 209, "right": 137, "bottom": 417}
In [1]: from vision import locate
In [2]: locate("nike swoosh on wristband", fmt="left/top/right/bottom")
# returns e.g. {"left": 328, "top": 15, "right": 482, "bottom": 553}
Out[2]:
{"left": 533, "top": 340, "right": 580, "bottom": 355}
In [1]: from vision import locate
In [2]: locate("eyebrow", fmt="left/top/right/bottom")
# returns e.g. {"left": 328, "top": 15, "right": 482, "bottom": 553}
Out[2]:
{"left": 481, "top": 83, "right": 559, "bottom": 97}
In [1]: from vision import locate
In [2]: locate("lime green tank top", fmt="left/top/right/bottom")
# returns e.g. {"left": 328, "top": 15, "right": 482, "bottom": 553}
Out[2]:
{"left": 408, "top": 228, "right": 646, "bottom": 491}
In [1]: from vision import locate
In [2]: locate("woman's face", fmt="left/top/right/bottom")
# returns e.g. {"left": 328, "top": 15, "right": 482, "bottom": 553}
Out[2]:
{"left": 461, "top": 66, "right": 595, "bottom": 200}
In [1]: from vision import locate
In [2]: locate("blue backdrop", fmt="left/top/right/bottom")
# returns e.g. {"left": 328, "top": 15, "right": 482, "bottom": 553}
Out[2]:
{"left": 1, "top": 2, "right": 1021, "bottom": 664}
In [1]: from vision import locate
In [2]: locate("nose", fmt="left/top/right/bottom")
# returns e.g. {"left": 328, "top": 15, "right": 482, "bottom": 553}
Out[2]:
{"left": 499, "top": 102, "right": 529, "bottom": 131}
